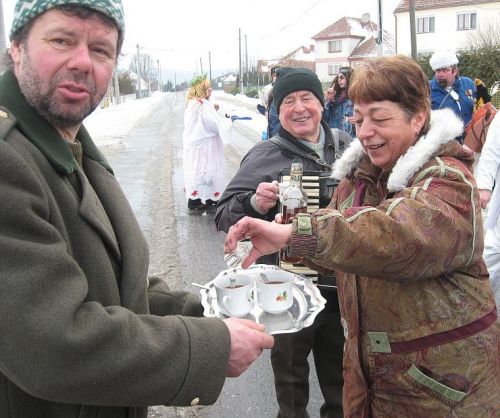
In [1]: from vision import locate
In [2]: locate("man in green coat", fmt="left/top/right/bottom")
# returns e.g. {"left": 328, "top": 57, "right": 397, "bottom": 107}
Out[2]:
{"left": 0, "top": 1, "right": 274, "bottom": 418}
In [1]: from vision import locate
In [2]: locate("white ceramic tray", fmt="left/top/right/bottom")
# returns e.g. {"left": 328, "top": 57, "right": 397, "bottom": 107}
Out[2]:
{"left": 198, "top": 264, "right": 326, "bottom": 335}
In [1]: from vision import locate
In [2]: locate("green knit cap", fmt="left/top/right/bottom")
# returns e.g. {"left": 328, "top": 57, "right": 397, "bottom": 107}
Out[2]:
{"left": 9, "top": 0, "right": 125, "bottom": 39}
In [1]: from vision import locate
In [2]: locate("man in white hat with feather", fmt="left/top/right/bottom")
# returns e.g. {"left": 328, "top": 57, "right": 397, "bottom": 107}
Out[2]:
{"left": 429, "top": 50, "right": 477, "bottom": 142}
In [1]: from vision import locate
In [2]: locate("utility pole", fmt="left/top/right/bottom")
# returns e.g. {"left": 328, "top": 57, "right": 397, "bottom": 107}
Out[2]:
{"left": 0, "top": 0, "right": 7, "bottom": 56}
{"left": 409, "top": 0, "right": 417, "bottom": 59}
{"left": 200, "top": 57, "right": 204, "bottom": 75}
{"left": 157, "top": 59, "right": 161, "bottom": 92}
{"left": 136, "top": 44, "right": 141, "bottom": 99}
{"left": 161, "top": 62, "right": 164, "bottom": 92}
{"left": 376, "top": 0, "right": 383, "bottom": 57}
{"left": 208, "top": 51, "right": 212, "bottom": 84}
{"left": 238, "top": 28, "right": 243, "bottom": 94}
{"left": 245, "top": 34, "right": 248, "bottom": 87}
{"left": 113, "top": 69, "right": 120, "bottom": 105}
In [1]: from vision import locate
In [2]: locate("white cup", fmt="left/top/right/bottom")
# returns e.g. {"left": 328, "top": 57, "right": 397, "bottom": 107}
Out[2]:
{"left": 277, "top": 181, "right": 289, "bottom": 203}
{"left": 254, "top": 270, "right": 294, "bottom": 314}
{"left": 214, "top": 272, "right": 254, "bottom": 317}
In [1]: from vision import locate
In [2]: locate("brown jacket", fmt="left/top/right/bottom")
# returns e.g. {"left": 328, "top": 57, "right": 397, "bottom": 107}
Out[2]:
{"left": 0, "top": 71, "right": 230, "bottom": 418}
{"left": 291, "top": 109, "right": 499, "bottom": 417}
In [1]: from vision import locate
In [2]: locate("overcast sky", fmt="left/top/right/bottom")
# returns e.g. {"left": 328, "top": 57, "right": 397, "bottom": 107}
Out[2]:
{"left": 2, "top": 0, "right": 401, "bottom": 75}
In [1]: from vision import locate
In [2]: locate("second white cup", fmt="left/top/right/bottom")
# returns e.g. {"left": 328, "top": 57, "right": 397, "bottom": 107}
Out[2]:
{"left": 254, "top": 270, "right": 294, "bottom": 314}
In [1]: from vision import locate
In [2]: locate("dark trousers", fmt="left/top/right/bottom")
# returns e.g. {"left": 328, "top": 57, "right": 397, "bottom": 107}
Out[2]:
{"left": 271, "top": 289, "right": 344, "bottom": 418}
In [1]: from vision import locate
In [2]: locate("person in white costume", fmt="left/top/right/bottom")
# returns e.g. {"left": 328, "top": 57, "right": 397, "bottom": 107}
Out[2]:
{"left": 476, "top": 111, "right": 500, "bottom": 306}
{"left": 183, "top": 75, "right": 230, "bottom": 209}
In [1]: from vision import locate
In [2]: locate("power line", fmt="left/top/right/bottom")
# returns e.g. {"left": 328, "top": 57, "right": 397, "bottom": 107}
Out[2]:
{"left": 273, "top": 0, "right": 325, "bottom": 35}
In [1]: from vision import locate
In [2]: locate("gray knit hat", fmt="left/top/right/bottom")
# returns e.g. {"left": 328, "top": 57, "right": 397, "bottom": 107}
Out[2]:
{"left": 9, "top": 0, "right": 124, "bottom": 39}
{"left": 272, "top": 67, "right": 324, "bottom": 113}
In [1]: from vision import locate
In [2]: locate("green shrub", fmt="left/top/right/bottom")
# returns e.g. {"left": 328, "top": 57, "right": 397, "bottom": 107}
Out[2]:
{"left": 415, "top": 53, "right": 434, "bottom": 81}
{"left": 245, "top": 88, "right": 259, "bottom": 98}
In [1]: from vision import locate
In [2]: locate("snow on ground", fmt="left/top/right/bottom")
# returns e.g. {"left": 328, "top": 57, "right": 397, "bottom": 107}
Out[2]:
{"left": 84, "top": 90, "right": 266, "bottom": 148}
{"left": 84, "top": 92, "right": 166, "bottom": 148}
{"left": 212, "top": 90, "right": 268, "bottom": 138}
{"left": 212, "top": 90, "right": 262, "bottom": 111}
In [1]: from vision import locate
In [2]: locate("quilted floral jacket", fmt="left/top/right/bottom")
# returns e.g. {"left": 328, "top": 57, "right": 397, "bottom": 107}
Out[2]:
{"left": 290, "top": 108, "right": 499, "bottom": 417}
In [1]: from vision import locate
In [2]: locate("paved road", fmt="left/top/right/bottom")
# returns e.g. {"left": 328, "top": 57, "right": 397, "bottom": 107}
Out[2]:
{"left": 99, "top": 91, "right": 323, "bottom": 418}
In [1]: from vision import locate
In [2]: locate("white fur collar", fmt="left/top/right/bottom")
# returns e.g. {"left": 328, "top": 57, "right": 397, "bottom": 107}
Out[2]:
{"left": 331, "top": 108, "right": 464, "bottom": 192}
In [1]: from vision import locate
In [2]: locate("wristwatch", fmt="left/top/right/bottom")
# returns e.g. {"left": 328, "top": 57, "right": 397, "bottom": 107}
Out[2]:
{"left": 294, "top": 212, "right": 312, "bottom": 235}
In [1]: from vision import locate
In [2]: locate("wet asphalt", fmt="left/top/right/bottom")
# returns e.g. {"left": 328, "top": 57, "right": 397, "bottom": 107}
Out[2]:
{"left": 99, "top": 91, "right": 323, "bottom": 418}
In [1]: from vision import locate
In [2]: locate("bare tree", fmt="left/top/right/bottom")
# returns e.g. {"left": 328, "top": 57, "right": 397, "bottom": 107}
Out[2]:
{"left": 463, "top": 21, "right": 500, "bottom": 51}
{"left": 460, "top": 22, "right": 500, "bottom": 86}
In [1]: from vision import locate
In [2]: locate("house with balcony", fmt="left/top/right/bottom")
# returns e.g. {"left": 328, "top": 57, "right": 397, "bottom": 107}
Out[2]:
{"left": 312, "top": 14, "right": 395, "bottom": 83}
{"left": 394, "top": 0, "right": 500, "bottom": 56}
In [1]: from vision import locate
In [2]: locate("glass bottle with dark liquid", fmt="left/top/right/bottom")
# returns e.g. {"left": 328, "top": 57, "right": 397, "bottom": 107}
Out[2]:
{"left": 280, "top": 161, "right": 308, "bottom": 263}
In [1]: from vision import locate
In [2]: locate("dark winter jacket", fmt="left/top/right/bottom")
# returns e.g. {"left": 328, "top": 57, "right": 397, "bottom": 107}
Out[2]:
{"left": 215, "top": 120, "right": 352, "bottom": 233}
{"left": 0, "top": 71, "right": 230, "bottom": 418}
{"left": 267, "top": 100, "right": 281, "bottom": 138}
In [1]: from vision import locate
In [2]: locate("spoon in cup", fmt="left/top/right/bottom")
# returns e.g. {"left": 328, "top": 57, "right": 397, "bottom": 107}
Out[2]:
{"left": 260, "top": 272, "right": 271, "bottom": 284}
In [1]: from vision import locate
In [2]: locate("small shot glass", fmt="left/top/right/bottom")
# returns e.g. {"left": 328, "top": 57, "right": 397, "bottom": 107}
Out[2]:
{"left": 224, "top": 241, "right": 250, "bottom": 268}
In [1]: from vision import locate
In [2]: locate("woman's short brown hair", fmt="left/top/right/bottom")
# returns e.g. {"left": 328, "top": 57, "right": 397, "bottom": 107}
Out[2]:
{"left": 349, "top": 55, "right": 431, "bottom": 135}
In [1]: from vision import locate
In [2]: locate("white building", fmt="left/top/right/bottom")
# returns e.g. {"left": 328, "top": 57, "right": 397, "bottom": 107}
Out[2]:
{"left": 312, "top": 14, "right": 395, "bottom": 83}
{"left": 129, "top": 72, "right": 149, "bottom": 97}
{"left": 394, "top": 0, "right": 500, "bottom": 56}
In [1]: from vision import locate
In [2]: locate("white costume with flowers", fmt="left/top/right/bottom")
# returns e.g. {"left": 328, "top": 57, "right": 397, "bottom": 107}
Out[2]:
{"left": 182, "top": 98, "right": 230, "bottom": 202}
{"left": 476, "top": 112, "right": 500, "bottom": 306}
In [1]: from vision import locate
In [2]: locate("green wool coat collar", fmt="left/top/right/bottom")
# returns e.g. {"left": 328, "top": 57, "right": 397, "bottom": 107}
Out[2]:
{"left": 0, "top": 71, "right": 113, "bottom": 175}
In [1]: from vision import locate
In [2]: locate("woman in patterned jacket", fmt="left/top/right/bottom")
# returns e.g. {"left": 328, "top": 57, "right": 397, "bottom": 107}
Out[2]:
{"left": 224, "top": 55, "right": 499, "bottom": 417}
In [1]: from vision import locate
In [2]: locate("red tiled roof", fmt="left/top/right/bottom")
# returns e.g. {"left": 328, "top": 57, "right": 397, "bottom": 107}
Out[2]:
{"left": 279, "top": 60, "right": 315, "bottom": 71}
{"left": 279, "top": 46, "right": 315, "bottom": 71}
{"left": 350, "top": 37, "right": 377, "bottom": 57}
{"left": 257, "top": 46, "right": 316, "bottom": 74}
{"left": 281, "top": 46, "right": 314, "bottom": 61}
{"left": 394, "top": 0, "right": 498, "bottom": 13}
{"left": 312, "top": 16, "right": 378, "bottom": 40}
{"left": 349, "top": 33, "right": 396, "bottom": 59}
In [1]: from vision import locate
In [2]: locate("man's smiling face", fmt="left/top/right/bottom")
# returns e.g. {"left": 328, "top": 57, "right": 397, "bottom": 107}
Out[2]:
{"left": 279, "top": 90, "right": 323, "bottom": 143}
